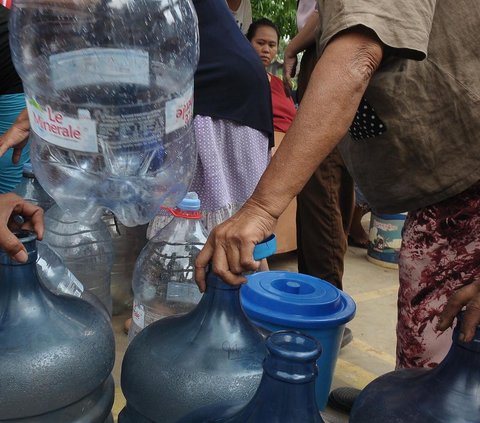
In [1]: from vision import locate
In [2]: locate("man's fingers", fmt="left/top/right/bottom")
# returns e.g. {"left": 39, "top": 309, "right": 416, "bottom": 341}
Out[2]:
{"left": 12, "top": 147, "right": 23, "bottom": 164}
{"left": 12, "top": 202, "right": 45, "bottom": 240}
{"left": 211, "top": 242, "right": 246, "bottom": 286}
{"left": 460, "top": 301, "right": 480, "bottom": 342}
{"left": 195, "top": 240, "right": 214, "bottom": 293}
{"left": 0, "top": 227, "right": 28, "bottom": 262}
{"left": 438, "top": 282, "right": 480, "bottom": 343}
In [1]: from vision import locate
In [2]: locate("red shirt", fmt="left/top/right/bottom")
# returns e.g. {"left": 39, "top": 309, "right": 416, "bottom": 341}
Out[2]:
{"left": 269, "top": 74, "right": 296, "bottom": 133}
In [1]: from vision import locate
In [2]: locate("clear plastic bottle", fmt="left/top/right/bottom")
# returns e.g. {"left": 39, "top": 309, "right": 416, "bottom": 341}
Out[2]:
{"left": 102, "top": 212, "right": 148, "bottom": 315}
{"left": 128, "top": 192, "right": 208, "bottom": 342}
{"left": 10, "top": 0, "right": 200, "bottom": 227}
{"left": 43, "top": 204, "right": 114, "bottom": 315}
{"left": 36, "top": 240, "right": 111, "bottom": 321}
{"left": 13, "top": 162, "right": 55, "bottom": 211}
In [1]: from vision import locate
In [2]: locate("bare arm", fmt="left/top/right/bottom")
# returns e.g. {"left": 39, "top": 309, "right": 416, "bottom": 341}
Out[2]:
{"left": 283, "top": 11, "right": 320, "bottom": 88}
{"left": 196, "top": 28, "right": 384, "bottom": 288}
{"left": 0, "top": 108, "right": 30, "bottom": 164}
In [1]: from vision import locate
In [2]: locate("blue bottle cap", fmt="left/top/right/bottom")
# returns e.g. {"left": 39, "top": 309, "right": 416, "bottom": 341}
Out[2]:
{"left": 253, "top": 234, "right": 277, "bottom": 261}
{"left": 177, "top": 192, "right": 201, "bottom": 211}
{"left": 241, "top": 271, "right": 356, "bottom": 329}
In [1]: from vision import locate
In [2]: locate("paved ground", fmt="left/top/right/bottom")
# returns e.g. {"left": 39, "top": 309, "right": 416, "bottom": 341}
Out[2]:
{"left": 110, "top": 236, "right": 399, "bottom": 422}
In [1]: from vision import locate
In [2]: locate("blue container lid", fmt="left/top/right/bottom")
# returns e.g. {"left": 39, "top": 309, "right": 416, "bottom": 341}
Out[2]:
{"left": 241, "top": 271, "right": 356, "bottom": 329}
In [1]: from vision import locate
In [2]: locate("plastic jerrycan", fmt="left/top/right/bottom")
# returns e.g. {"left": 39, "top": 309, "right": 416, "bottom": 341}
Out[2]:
{"left": 0, "top": 231, "right": 115, "bottom": 422}
{"left": 9, "top": 0, "right": 199, "bottom": 226}
{"left": 351, "top": 313, "right": 480, "bottom": 423}
{"left": 179, "top": 330, "right": 325, "bottom": 423}
{"left": 119, "top": 235, "right": 277, "bottom": 423}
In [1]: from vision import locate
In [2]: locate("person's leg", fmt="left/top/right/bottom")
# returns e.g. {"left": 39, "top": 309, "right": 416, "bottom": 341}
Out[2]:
{"left": 397, "top": 181, "right": 480, "bottom": 369}
{"left": 296, "top": 148, "right": 354, "bottom": 290}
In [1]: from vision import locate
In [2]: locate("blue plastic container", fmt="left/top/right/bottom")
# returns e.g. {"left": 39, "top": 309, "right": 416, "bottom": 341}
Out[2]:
{"left": 241, "top": 271, "right": 356, "bottom": 410}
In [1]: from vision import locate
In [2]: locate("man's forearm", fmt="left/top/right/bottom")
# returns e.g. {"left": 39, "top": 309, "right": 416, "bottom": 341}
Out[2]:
{"left": 286, "top": 11, "right": 320, "bottom": 57}
{"left": 251, "top": 29, "right": 384, "bottom": 219}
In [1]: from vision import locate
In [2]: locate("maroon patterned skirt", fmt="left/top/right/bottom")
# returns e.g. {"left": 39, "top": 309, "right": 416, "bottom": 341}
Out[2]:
{"left": 397, "top": 181, "right": 480, "bottom": 369}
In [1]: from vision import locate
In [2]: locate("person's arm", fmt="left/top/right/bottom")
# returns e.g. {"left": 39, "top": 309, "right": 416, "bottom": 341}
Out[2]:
{"left": 283, "top": 11, "right": 320, "bottom": 90}
{"left": 195, "top": 28, "right": 384, "bottom": 290}
{"left": 0, "top": 193, "right": 44, "bottom": 262}
{"left": 0, "top": 108, "right": 30, "bottom": 164}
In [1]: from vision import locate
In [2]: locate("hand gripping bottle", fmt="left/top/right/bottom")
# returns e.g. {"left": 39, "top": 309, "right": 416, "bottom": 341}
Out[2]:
{"left": 119, "top": 237, "right": 277, "bottom": 423}
{"left": 13, "top": 162, "right": 55, "bottom": 211}
{"left": 44, "top": 204, "right": 114, "bottom": 315}
{"left": 350, "top": 313, "right": 480, "bottom": 423}
{"left": 179, "top": 331, "right": 325, "bottom": 423}
{"left": 9, "top": 0, "right": 200, "bottom": 226}
{"left": 128, "top": 192, "right": 208, "bottom": 342}
{"left": 0, "top": 231, "right": 115, "bottom": 422}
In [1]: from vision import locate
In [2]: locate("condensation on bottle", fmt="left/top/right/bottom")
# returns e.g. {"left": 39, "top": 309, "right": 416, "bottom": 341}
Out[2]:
{"left": 10, "top": 0, "right": 200, "bottom": 226}
{"left": 128, "top": 192, "right": 207, "bottom": 342}
{"left": 43, "top": 204, "right": 114, "bottom": 315}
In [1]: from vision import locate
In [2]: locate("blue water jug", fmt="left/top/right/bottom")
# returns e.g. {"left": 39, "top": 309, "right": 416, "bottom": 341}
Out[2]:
{"left": 241, "top": 271, "right": 356, "bottom": 410}
{"left": 179, "top": 330, "right": 325, "bottom": 423}
{"left": 350, "top": 313, "right": 480, "bottom": 423}
{"left": 119, "top": 237, "right": 276, "bottom": 423}
{"left": 0, "top": 231, "right": 115, "bottom": 422}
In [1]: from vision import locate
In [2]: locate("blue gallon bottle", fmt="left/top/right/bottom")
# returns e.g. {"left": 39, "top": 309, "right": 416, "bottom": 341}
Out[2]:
{"left": 119, "top": 237, "right": 277, "bottom": 423}
{"left": 0, "top": 231, "right": 115, "bottom": 422}
{"left": 350, "top": 313, "right": 480, "bottom": 423}
{"left": 179, "top": 330, "right": 325, "bottom": 423}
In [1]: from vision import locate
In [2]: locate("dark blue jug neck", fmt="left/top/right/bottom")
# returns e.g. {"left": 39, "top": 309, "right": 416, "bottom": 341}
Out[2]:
{"left": 190, "top": 273, "right": 245, "bottom": 323}
{"left": 0, "top": 231, "right": 38, "bottom": 266}
{"left": 226, "top": 331, "right": 323, "bottom": 422}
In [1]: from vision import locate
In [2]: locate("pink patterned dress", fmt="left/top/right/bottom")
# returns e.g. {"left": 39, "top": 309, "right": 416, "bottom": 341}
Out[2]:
{"left": 397, "top": 181, "right": 480, "bottom": 369}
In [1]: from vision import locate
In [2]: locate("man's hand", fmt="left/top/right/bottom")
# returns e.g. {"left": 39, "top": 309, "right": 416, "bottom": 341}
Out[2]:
{"left": 437, "top": 280, "right": 480, "bottom": 342}
{"left": 0, "top": 193, "right": 44, "bottom": 262}
{"left": 283, "top": 44, "right": 298, "bottom": 94}
{"left": 195, "top": 199, "right": 277, "bottom": 292}
{"left": 0, "top": 108, "right": 30, "bottom": 164}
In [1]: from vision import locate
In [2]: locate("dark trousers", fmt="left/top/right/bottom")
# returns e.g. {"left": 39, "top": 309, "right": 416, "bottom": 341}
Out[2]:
{"left": 295, "top": 45, "right": 355, "bottom": 290}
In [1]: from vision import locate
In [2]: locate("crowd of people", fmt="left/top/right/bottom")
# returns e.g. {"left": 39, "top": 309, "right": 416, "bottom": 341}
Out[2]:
{"left": 1, "top": 0, "right": 479, "bottom": 418}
